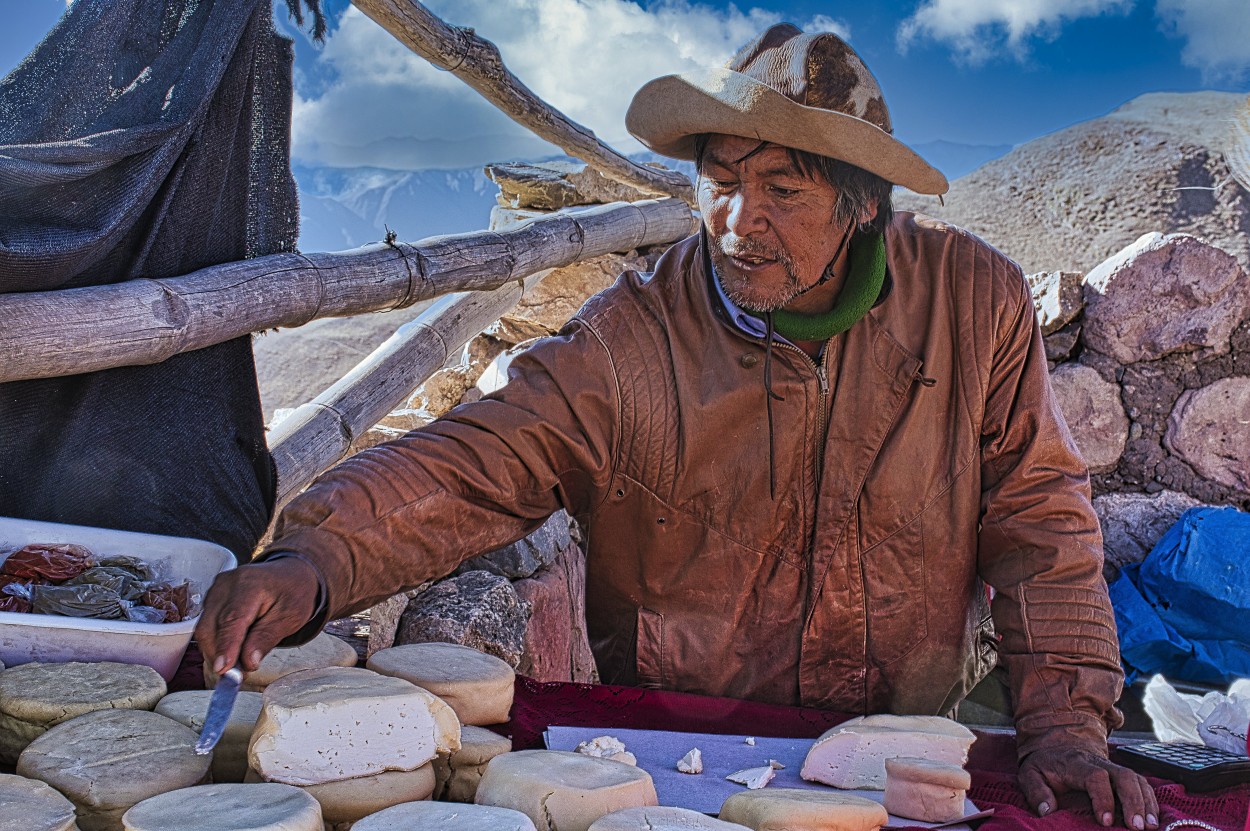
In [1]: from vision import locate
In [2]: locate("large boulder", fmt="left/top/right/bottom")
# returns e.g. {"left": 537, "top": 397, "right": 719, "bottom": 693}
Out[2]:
{"left": 1082, "top": 233, "right": 1250, "bottom": 364}
{"left": 512, "top": 541, "right": 598, "bottom": 684}
{"left": 896, "top": 92, "right": 1250, "bottom": 275}
{"left": 1165, "top": 377, "right": 1250, "bottom": 491}
{"left": 1049, "top": 363, "right": 1129, "bottom": 473}
{"left": 396, "top": 571, "right": 530, "bottom": 667}
{"left": 1093, "top": 490, "right": 1201, "bottom": 580}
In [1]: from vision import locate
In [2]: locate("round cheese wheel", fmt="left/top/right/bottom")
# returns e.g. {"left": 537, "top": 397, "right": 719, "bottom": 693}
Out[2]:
{"left": 204, "top": 633, "right": 358, "bottom": 692}
{"left": 245, "top": 764, "right": 434, "bottom": 824}
{"left": 0, "top": 661, "right": 166, "bottom": 765}
{"left": 589, "top": 806, "right": 752, "bottom": 831}
{"left": 882, "top": 757, "right": 971, "bottom": 823}
{"left": 154, "top": 690, "right": 264, "bottom": 783}
{"left": 719, "top": 789, "right": 889, "bottom": 831}
{"left": 354, "top": 801, "right": 537, "bottom": 831}
{"left": 0, "top": 772, "right": 78, "bottom": 831}
{"left": 367, "top": 642, "right": 515, "bottom": 726}
{"left": 121, "top": 783, "right": 322, "bottom": 831}
{"left": 17, "top": 709, "right": 211, "bottom": 831}
{"left": 434, "top": 725, "right": 513, "bottom": 802}
{"left": 475, "top": 750, "right": 658, "bottom": 831}
{"left": 248, "top": 666, "right": 460, "bottom": 786}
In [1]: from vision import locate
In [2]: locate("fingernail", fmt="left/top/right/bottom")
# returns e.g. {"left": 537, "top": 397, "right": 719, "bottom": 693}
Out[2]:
{"left": 1038, "top": 802, "right": 1051, "bottom": 816}
{"left": 1133, "top": 815, "right": 1144, "bottom": 830}
{"left": 1147, "top": 815, "right": 1157, "bottom": 827}
{"left": 1102, "top": 812, "right": 1113, "bottom": 827}
{"left": 213, "top": 655, "right": 227, "bottom": 674}
{"left": 248, "top": 649, "right": 263, "bottom": 668}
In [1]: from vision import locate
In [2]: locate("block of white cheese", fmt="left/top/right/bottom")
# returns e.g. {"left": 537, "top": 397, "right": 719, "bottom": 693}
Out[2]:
{"left": 800, "top": 715, "right": 975, "bottom": 789}
{"left": 366, "top": 642, "right": 515, "bottom": 726}
{"left": 204, "top": 632, "right": 359, "bottom": 692}
{"left": 589, "top": 806, "right": 752, "bottom": 831}
{"left": 719, "top": 789, "right": 889, "bottom": 831}
{"left": 883, "top": 757, "right": 972, "bottom": 823}
{"left": 120, "top": 783, "right": 322, "bottom": 831}
{"left": 155, "top": 690, "right": 263, "bottom": 783}
{"left": 17, "top": 709, "right": 211, "bottom": 831}
{"left": 0, "top": 772, "right": 79, "bottom": 831}
{"left": 353, "top": 801, "right": 537, "bottom": 831}
{"left": 0, "top": 661, "right": 167, "bottom": 765}
{"left": 245, "top": 762, "right": 435, "bottom": 824}
{"left": 248, "top": 666, "right": 460, "bottom": 786}
{"left": 475, "top": 750, "right": 658, "bottom": 831}
{"left": 433, "top": 724, "right": 513, "bottom": 802}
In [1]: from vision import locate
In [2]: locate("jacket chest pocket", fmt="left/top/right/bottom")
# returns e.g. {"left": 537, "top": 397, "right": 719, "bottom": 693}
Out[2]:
{"left": 861, "top": 513, "right": 928, "bottom": 666}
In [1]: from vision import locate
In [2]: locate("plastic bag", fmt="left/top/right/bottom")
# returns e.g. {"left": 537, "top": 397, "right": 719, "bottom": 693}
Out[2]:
{"left": 29, "top": 583, "right": 129, "bottom": 619}
{"left": 1141, "top": 675, "right": 1250, "bottom": 753}
{"left": 1110, "top": 506, "right": 1250, "bottom": 684}
{"left": 0, "top": 543, "right": 96, "bottom": 580}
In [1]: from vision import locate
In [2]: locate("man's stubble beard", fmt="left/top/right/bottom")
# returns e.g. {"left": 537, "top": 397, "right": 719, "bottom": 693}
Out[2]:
{"left": 709, "top": 237, "right": 805, "bottom": 313}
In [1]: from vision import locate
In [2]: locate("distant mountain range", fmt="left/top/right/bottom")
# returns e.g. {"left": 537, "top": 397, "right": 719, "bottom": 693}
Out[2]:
{"left": 293, "top": 141, "right": 1011, "bottom": 254}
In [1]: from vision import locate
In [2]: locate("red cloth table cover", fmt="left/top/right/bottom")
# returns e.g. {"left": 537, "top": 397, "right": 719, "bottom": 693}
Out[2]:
{"left": 507, "top": 677, "right": 1250, "bottom": 831}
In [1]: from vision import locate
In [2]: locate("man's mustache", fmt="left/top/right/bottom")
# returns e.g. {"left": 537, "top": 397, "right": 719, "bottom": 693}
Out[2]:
{"left": 719, "top": 238, "right": 790, "bottom": 265}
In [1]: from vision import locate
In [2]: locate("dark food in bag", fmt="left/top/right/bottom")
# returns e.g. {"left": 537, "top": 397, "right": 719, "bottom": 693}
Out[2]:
{"left": 0, "top": 544, "right": 197, "bottom": 623}
{"left": 1, "top": 543, "right": 96, "bottom": 580}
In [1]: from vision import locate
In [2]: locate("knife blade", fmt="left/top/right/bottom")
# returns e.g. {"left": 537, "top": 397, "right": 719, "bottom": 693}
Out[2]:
{"left": 195, "top": 665, "right": 244, "bottom": 755}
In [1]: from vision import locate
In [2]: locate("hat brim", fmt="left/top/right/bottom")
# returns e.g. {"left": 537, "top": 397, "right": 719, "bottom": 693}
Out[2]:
{"left": 626, "top": 68, "right": 948, "bottom": 196}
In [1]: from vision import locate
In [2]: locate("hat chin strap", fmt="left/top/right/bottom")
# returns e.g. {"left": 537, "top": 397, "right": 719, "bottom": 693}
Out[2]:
{"left": 810, "top": 217, "right": 856, "bottom": 290}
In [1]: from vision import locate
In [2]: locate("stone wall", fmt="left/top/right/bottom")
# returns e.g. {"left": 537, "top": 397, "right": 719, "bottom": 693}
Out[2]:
{"left": 1039, "top": 232, "right": 1250, "bottom": 577}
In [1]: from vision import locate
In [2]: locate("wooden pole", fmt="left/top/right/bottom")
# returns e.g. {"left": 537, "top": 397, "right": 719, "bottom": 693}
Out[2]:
{"left": 269, "top": 271, "right": 549, "bottom": 506}
{"left": 349, "top": 0, "right": 695, "bottom": 206}
{"left": 0, "top": 199, "right": 695, "bottom": 383}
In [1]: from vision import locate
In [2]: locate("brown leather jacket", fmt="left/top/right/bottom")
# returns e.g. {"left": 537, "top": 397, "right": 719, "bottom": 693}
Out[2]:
{"left": 269, "top": 211, "right": 1124, "bottom": 759}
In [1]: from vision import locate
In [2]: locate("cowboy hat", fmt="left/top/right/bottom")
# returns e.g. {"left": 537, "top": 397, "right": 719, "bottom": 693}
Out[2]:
{"left": 626, "top": 23, "right": 948, "bottom": 196}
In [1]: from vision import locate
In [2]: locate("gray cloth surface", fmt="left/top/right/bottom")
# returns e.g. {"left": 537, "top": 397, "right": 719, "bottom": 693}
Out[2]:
{"left": 0, "top": 0, "right": 300, "bottom": 560}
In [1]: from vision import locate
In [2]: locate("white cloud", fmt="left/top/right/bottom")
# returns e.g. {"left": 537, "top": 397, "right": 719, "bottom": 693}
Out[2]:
{"left": 896, "top": 0, "right": 1133, "bottom": 63}
{"left": 1155, "top": 0, "right": 1250, "bottom": 81}
{"left": 292, "top": 0, "right": 849, "bottom": 170}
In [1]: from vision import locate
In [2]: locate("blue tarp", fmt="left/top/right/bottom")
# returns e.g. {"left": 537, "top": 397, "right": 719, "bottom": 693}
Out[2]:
{"left": 1110, "top": 505, "right": 1250, "bottom": 685}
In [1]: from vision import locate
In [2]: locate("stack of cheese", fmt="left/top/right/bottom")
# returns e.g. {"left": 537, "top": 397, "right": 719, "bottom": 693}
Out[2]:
{"left": 800, "top": 714, "right": 977, "bottom": 824}
{"left": 17, "top": 709, "right": 211, "bottom": 831}
{"left": 367, "top": 642, "right": 516, "bottom": 803}
{"left": 245, "top": 666, "right": 461, "bottom": 826}
{"left": 0, "top": 662, "right": 166, "bottom": 765}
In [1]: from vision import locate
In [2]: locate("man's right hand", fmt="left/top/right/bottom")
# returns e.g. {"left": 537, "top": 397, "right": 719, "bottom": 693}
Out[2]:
{"left": 194, "top": 556, "right": 321, "bottom": 675}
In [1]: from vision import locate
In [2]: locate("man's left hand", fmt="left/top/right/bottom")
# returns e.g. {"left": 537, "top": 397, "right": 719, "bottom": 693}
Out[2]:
{"left": 1019, "top": 748, "right": 1159, "bottom": 829}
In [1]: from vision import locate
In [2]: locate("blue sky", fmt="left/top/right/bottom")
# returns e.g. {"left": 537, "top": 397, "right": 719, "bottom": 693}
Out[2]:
{"left": 3, "top": 0, "right": 1248, "bottom": 170}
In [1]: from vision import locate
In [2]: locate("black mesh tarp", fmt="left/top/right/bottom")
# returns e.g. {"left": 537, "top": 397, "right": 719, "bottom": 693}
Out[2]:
{"left": 0, "top": 0, "right": 301, "bottom": 561}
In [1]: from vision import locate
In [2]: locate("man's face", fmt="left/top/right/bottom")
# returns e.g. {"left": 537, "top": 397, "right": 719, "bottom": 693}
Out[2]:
{"left": 698, "top": 135, "right": 853, "bottom": 313}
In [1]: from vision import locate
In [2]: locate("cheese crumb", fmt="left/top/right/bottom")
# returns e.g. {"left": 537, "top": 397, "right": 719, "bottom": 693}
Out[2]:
{"left": 726, "top": 766, "right": 775, "bottom": 789}
{"left": 676, "top": 748, "right": 703, "bottom": 775}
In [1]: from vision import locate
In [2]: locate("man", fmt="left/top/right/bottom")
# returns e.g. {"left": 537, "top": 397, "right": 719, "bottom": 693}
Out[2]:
{"left": 198, "top": 24, "right": 1156, "bottom": 829}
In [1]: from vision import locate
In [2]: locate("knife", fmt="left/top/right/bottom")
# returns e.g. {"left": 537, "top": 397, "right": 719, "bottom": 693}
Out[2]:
{"left": 195, "top": 665, "right": 244, "bottom": 755}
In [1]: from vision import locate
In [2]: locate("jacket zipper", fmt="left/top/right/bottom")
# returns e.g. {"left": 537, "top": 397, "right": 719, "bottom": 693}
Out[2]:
{"left": 772, "top": 340, "right": 831, "bottom": 497}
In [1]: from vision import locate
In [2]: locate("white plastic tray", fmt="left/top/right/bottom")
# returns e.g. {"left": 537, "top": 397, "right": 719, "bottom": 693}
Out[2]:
{"left": 0, "top": 516, "right": 235, "bottom": 680}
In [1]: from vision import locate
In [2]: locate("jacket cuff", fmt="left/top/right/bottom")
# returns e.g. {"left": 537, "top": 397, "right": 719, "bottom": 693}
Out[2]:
{"left": 1015, "top": 710, "right": 1114, "bottom": 761}
{"left": 252, "top": 550, "right": 331, "bottom": 648}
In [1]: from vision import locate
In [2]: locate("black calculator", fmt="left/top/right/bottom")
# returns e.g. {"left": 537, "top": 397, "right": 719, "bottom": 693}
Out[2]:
{"left": 1113, "top": 741, "right": 1250, "bottom": 792}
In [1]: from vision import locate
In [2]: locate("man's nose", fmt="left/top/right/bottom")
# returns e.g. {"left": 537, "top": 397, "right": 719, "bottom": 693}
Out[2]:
{"left": 724, "top": 190, "right": 768, "bottom": 236}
